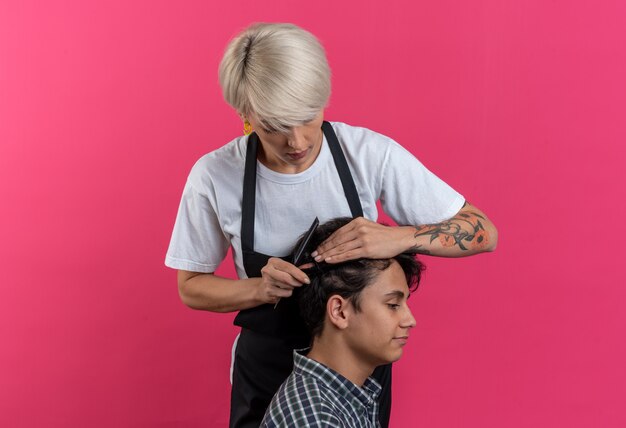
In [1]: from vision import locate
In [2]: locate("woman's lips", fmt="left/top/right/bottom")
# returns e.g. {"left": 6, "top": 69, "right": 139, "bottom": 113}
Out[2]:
{"left": 286, "top": 149, "right": 308, "bottom": 160}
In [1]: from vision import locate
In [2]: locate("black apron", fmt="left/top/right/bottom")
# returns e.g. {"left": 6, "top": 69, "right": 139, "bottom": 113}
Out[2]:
{"left": 229, "top": 121, "right": 392, "bottom": 428}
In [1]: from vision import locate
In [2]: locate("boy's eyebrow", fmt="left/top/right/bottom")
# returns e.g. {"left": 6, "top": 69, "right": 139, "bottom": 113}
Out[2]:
{"left": 383, "top": 290, "right": 407, "bottom": 299}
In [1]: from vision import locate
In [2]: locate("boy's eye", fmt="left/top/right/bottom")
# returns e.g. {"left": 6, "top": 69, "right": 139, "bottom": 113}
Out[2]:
{"left": 387, "top": 304, "right": 400, "bottom": 310}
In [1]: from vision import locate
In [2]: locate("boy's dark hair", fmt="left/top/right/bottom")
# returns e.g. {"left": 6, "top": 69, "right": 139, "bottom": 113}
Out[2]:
{"left": 294, "top": 217, "right": 425, "bottom": 337}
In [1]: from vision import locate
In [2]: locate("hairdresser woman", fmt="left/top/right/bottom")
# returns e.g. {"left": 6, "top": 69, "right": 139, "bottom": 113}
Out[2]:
{"left": 165, "top": 23, "right": 497, "bottom": 428}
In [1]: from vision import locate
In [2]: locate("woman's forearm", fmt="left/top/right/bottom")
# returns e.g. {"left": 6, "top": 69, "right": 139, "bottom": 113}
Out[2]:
{"left": 177, "top": 271, "right": 264, "bottom": 313}
{"left": 409, "top": 203, "right": 498, "bottom": 257}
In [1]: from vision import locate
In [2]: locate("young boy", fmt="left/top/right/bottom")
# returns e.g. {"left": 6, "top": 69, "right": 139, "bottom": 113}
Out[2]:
{"left": 261, "top": 218, "right": 424, "bottom": 428}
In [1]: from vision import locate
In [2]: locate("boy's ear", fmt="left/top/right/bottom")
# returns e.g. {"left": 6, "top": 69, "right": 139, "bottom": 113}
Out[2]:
{"left": 326, "top": 295, "right": 351, "bottom": 330}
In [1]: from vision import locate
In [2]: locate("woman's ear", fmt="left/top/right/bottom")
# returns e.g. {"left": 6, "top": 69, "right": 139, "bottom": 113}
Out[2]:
{"left": 326, "top": 295, "right": 350, "bottom": 330}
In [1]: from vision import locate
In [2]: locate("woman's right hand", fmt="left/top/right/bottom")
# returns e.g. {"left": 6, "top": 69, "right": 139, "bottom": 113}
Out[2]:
{"left": 257, "top": 257, "right": 310, "bottom": 305}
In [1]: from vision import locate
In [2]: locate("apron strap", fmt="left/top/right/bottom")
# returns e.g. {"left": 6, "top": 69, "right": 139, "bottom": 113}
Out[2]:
{"left": 322, "top": 121, "right": 363, "bottom": 218}
{"left": 241, "top": 132, "right": 259, "bottom": 254}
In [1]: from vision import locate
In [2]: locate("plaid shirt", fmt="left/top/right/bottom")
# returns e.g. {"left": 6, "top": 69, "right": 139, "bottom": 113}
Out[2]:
{"left": 261, "top": 350, "right": 382, "bottom": 428}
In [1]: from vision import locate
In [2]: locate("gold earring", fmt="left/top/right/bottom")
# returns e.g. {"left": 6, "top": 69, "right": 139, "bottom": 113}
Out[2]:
{"left": 243, "top": 120, "right": 252, "bottom": 136}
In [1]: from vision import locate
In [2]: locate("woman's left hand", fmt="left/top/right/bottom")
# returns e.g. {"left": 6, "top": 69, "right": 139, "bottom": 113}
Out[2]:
{"left": 311, "top": 217, "right": 414, "bottom": 263}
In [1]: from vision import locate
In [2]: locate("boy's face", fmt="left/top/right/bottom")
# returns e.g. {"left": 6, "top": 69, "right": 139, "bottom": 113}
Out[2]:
{"left": 344, "top": 260, "right": 417, "bottom": 366}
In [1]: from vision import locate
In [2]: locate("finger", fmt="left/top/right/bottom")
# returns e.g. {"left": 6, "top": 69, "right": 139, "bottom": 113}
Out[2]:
{"left": 323, "top": 248, "right": 365, "bottom": 264}
{"left": 268, "top": 257, "right": 308, "bottom": 273}
{"left": 315, "top": 239, "right": 362, "bottom": 262}
{"left": 270, "top": 287, "right": 294, "bottom": 299}
{"left": 297, "top": 262, "right": 315, "bottom": 270}
{"left": 264, "top": 261, "right": 310, "bottom": 286}
{"left": 314, "top": 228, "right": 359, "bottom": 259}
{"left": 267, "top": 269, "right": 303, "bottom": 288}
{"left": 276, "top": 261, "right": 311, "bottom": 284}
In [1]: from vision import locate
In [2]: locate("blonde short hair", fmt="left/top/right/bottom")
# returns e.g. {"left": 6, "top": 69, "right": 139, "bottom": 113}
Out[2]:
{"left": 219, "top": 23, "right": 331, "bottom": 134}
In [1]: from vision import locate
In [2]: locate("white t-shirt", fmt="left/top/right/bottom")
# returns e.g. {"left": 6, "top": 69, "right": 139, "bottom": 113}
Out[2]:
{"left": 165, "top": 122, "right": 465, "bottom": 278}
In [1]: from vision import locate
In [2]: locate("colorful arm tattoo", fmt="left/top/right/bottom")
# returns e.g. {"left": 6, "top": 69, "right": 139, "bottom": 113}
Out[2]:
{"left": 412, "top": 208, "right": 490, "bottom": 252}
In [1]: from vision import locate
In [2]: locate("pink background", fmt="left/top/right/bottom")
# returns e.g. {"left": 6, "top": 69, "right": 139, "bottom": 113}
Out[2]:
{"left": 1, "top": 1, "right": 625, "bottom": 427}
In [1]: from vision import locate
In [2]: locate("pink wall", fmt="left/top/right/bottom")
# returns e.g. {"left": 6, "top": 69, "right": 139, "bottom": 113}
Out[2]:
{"left": 1, "top": 0, "right": 625, "bottom": 426}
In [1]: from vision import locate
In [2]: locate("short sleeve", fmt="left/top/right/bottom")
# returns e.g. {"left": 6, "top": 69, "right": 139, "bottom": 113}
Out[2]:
{"left": 380, "top": 141, "right": 465, "bottom": 225}
{"left": 164, "top": 179, "right": 229, "bottom": 273}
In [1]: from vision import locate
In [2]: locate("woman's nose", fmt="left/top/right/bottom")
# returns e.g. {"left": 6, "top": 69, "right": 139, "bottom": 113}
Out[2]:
{"left": 287, "top": 127, "right": 307, "bottom": 150}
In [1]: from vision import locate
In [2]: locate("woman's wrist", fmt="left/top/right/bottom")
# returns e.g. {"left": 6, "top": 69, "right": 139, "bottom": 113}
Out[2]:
{"left": 399, "top": 225, "right": 422, "bottom": 253}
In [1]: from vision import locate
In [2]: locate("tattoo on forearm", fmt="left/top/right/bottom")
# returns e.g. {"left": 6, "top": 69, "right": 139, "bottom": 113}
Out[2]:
{"left": 412, "top": 210, "right": 489, "bottom": 252}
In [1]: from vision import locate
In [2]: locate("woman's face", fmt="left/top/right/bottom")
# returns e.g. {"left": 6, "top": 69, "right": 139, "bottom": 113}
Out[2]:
{"left": 247, "top": 111, "right": 325, "bottom": 174}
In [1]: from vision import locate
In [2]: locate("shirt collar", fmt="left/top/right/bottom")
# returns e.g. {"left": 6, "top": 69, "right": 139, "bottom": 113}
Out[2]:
{"left": 293, "top": 349, "right": 382, "bottom": 410}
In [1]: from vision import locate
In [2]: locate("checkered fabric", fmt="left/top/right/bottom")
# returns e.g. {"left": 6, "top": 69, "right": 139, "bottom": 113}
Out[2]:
{"left": 261, "top": 350, "right": 381, "bottom": 427}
